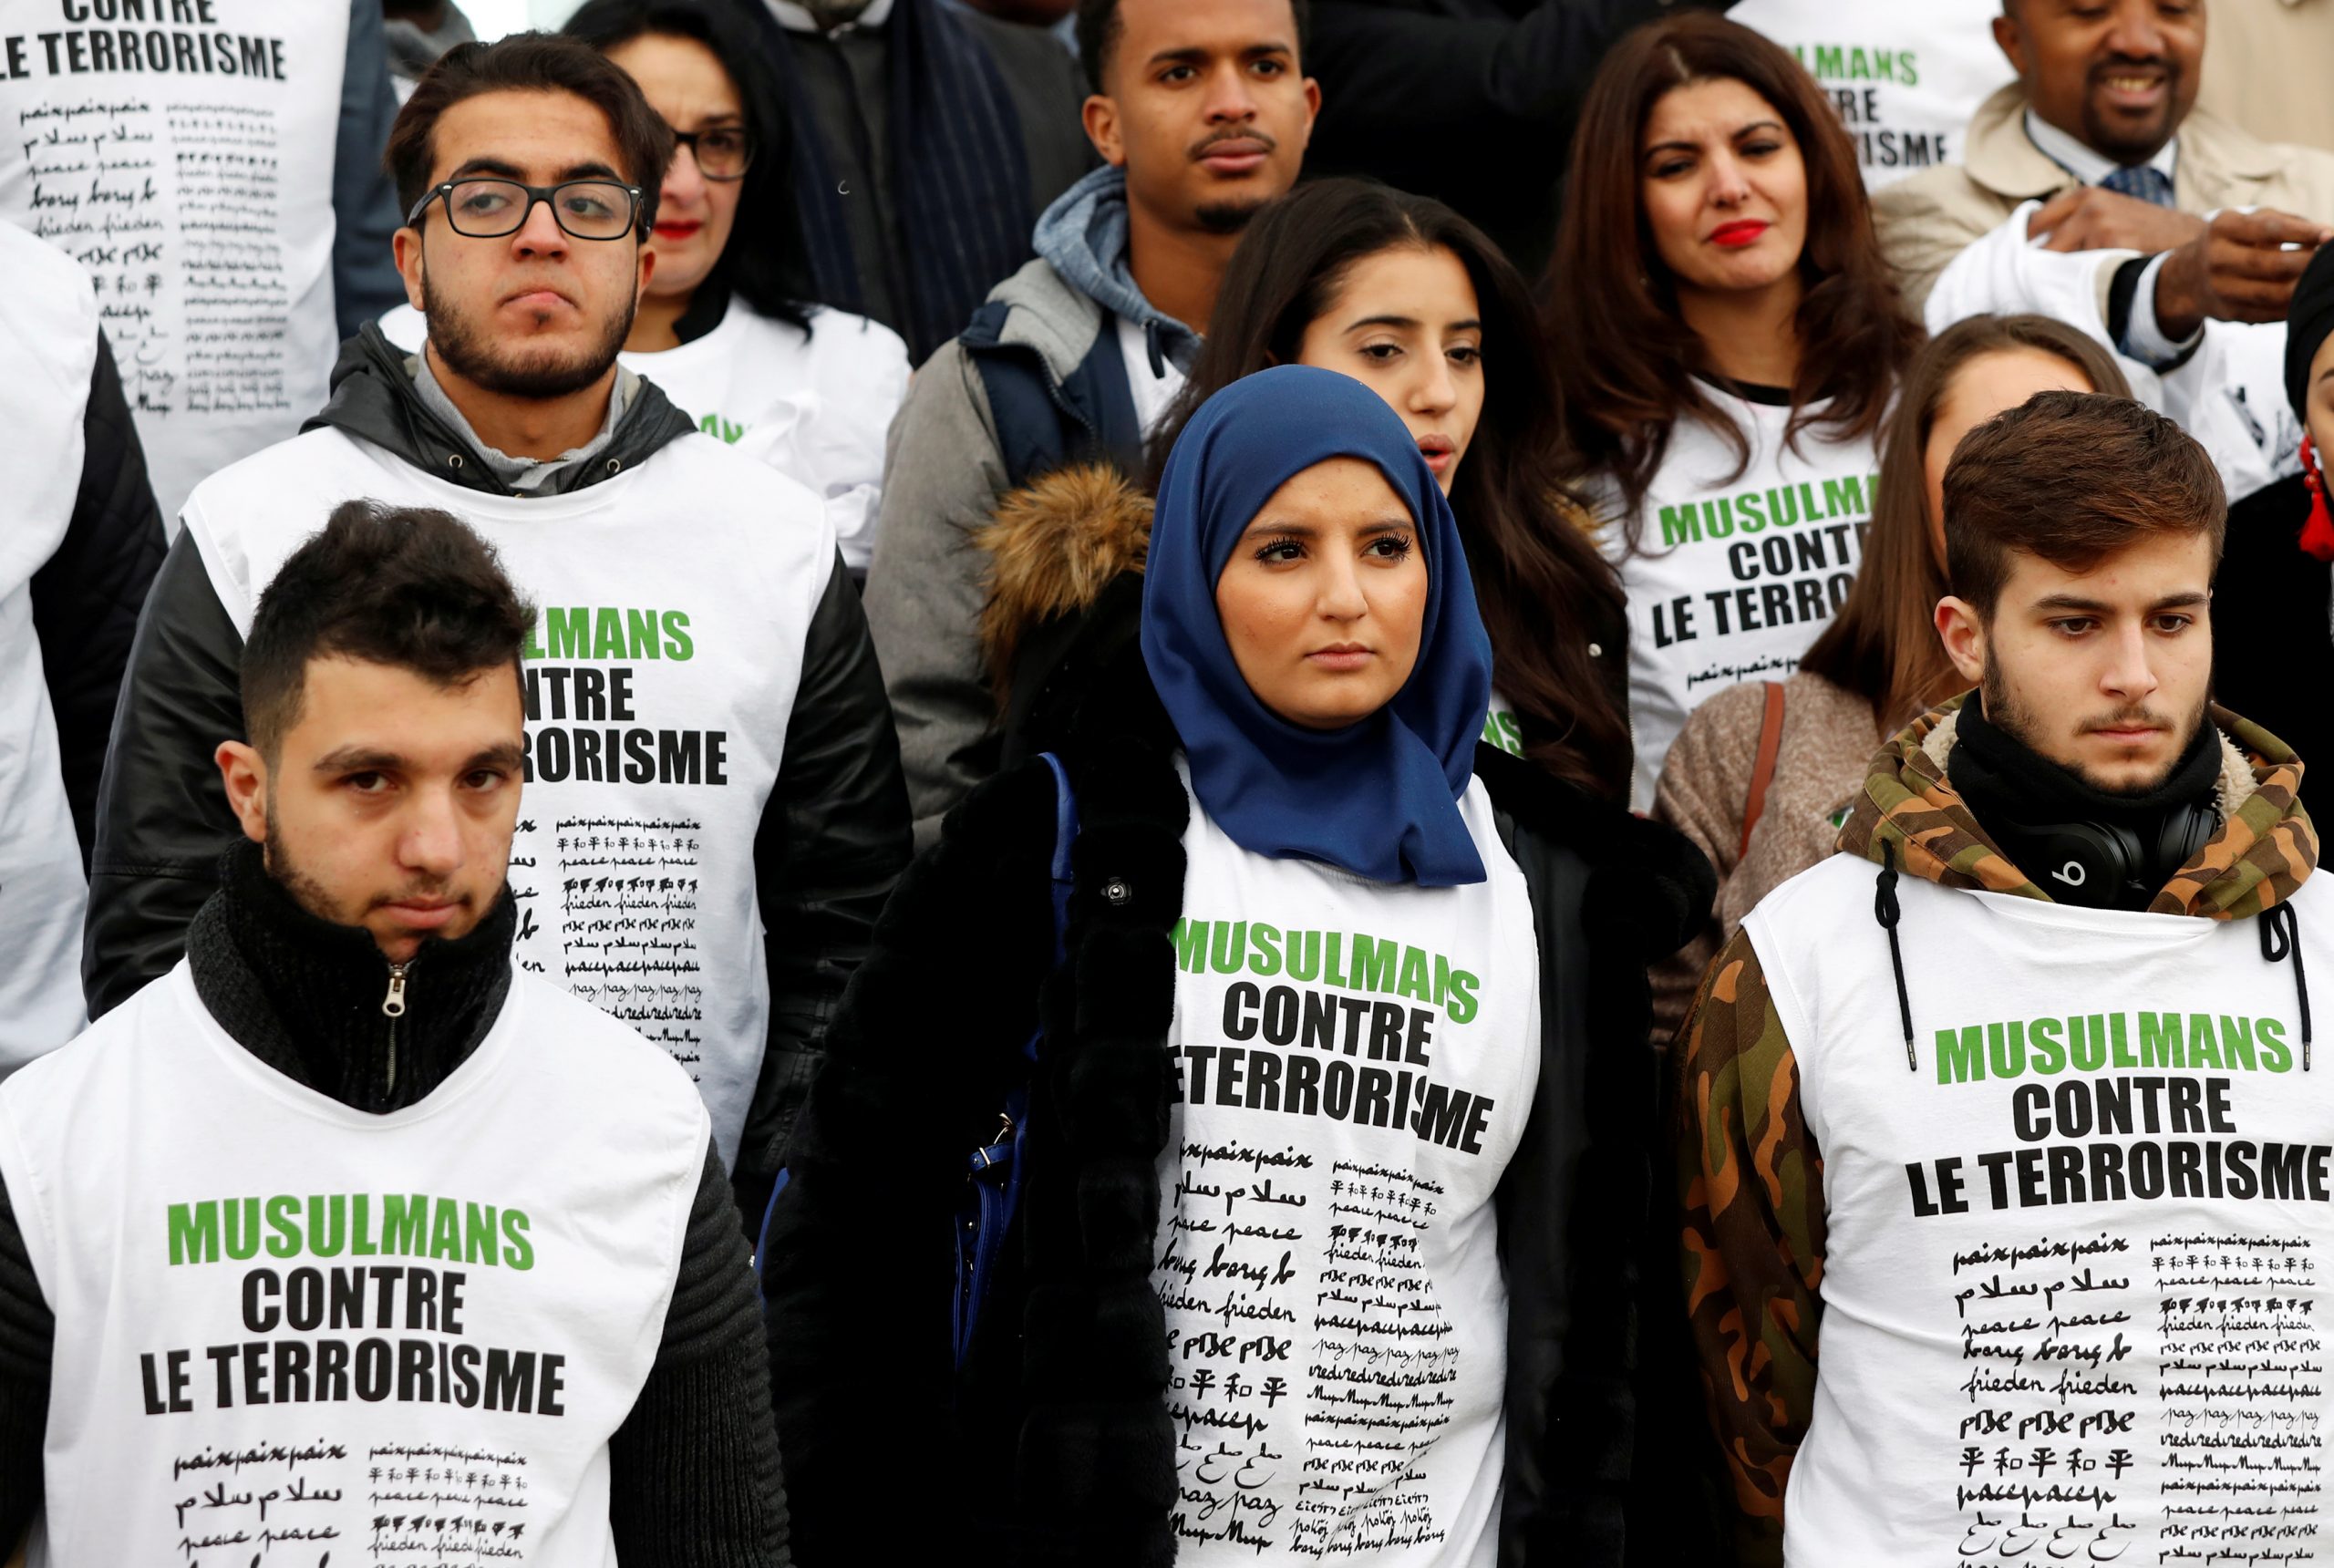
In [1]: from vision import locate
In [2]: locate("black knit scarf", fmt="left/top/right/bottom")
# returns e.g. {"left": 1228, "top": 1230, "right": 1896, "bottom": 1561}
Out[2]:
{"left": 1954, "top": 697, "right": 2221, "bottom": 828}
{"left": 185, "top": 841, "right": 517, "bottom": 1113}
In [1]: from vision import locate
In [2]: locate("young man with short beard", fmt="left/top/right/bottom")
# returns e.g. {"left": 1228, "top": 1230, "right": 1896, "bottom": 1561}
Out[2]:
{"left": 1678, "top": 392, "right": 2334, "bottom": 1567}
{"left": 85, "top": 34, "right": 910, "bottom": 1230}
{"left": 0, "top": 502, "right": 785, "bottom": 1565}
{"left": 865, "top": 0, "right": 1317, "bottom": 843}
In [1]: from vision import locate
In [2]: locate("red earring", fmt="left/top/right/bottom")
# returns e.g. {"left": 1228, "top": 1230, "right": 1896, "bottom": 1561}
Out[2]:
{"left": 2301, "top": 434, "right": 2334, "bottom": 562}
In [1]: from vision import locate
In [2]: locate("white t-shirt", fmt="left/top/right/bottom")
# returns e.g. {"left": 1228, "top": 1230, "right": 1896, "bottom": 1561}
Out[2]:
{"left": 1118, "top": 312, "right": 1188, "bottom": 436}
{"left": 1744, "top": 851, "right": 2334, "bottom": 1568}
{"left": 380, "top": 299, "right": 910, "bottom": 571}
{"left": 0, "top": 222, "right": 98, "bottom": 1076}
{"left": 1729, "top": 0, "right": 2015, "bottom": 189}
{"left": 0, "top": 1, "right": 350, "bottom": 523}
{"left": 1480, "top": 691, "right": 1525, "bottom": 758}
{"left": 181, "top": 425, "right": 837, "bottom": 1169}
{"left": 1600, "top": 388, "right": 1881, "bottom": 809}
{"left": 0, "top": 960, "right": 708, "bottom": 1568}
{"left": 1157, "top": 767, "right": 1541, "bottom": 1565}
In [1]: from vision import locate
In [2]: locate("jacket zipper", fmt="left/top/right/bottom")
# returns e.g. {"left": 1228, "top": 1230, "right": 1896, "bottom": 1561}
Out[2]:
{"left": 381, "top": 962, "right": 409, "bottom": 1100}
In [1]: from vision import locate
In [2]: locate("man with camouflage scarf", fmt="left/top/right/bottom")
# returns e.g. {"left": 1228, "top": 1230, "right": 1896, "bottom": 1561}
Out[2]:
{"left": 1678, "top": 391, "right": 2331, "bottom": 1568}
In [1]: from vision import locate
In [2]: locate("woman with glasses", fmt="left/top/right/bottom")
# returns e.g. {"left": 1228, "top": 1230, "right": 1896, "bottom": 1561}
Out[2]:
{"left": 383, "top": 0, "right": 912, "bottom": 572}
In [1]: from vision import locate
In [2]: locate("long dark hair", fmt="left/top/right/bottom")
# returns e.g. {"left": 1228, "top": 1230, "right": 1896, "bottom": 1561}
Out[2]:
{"left": 1547, "top": 12, "right": 1921, "bottom": 536}
{"left": 1151, "top": 178, "right": 1632, "bottom": 799}
{"left": 1799, "top": 314, "right": 2133, "bottom": 727}
{"left": 562, "top": 0, "right": 814, "bottom": 330}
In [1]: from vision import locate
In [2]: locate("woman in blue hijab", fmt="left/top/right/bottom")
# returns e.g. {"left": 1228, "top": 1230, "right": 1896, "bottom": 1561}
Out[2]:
{"left": 1142, "top": 365, "right": 1494, "bottom": 887}
{"left": 759, "top": 366, "right": 1716, "bottom": 1568}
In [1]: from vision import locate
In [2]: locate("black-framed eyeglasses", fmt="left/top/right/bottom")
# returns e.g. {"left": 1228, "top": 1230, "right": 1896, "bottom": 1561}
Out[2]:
{"left": 671, "top": 128, "right": 753, "bottom": 181}
{"left": 406, "top": 178, "right": 644, "bottom": 241}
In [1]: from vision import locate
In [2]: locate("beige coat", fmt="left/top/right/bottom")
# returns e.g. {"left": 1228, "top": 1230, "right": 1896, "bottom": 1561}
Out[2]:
{"left": 1647, "top": 672, "right": 1884, "bottom": 1043}
{"left": 2199, "top": 0, "right": 2334, "bottom": 154}
{"left": 1873, "top": 82, "right": 2334, "bottom": 315}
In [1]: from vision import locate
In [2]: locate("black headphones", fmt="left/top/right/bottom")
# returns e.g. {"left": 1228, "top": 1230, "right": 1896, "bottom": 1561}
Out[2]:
{"left": 1981, "top": 801, "right": 2220, "bottom": 911}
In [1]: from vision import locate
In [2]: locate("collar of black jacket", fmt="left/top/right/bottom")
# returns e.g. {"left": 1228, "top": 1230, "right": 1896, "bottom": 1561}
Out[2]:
{"left": 185, "top": 838, "right": 518, "bottom": 1114}
{"left": 303, "top": 324, "right": 699, "bottom": 499}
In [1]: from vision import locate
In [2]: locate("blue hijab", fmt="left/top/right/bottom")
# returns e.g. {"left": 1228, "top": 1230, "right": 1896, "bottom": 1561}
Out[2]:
{"left": 1141, "top": 366, "right": 1495, "bottom": 887}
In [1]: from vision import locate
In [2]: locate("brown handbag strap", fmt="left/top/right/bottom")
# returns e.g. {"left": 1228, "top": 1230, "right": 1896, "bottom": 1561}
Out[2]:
{"left": 1739, "top": 681, "right": 1786, "bottom": 861}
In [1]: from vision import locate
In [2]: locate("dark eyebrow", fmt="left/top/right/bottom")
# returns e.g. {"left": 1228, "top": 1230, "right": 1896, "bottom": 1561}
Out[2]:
{"left": 2030, "top": 590, "right": 2209, "bottom": 614}
{"left": 1237, "top": 515, "right": 1414, "bottom": 542}
{"left": 1147, "top": 39, "right": 1294, "bottom": 68}
{"left": 1643, "top": 119, "right": 1783, "bottom": 160}
{"left": 466, "top": 742, "right": 529, "bottom": 771}
{"left": 1344, "top": 315, "right": 1485, "bottom": 335}
{"left": 313, "top": 745, "right": 407, "bottom": 774}
{"left": 444, "top": 157, "right": 623, "bottom": 184}
{"left": 448, "top": 156, "right": 525, "bottom": 182}
{"left": 311, "top": 741, "right": 527, "bottom": 773}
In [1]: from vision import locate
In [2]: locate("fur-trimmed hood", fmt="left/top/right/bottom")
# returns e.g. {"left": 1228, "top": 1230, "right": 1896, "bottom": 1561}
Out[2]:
{"left": 1837, "top": 692, "right": 2318, "bottom": 918}
{"left": 975, "top": 461, "right": 1152, "bottom": 711}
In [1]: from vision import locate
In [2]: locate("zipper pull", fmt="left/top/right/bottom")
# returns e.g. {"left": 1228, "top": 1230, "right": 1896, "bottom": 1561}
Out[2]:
{"left": 382, "top": 962, "right": 409, "bottom": 1103}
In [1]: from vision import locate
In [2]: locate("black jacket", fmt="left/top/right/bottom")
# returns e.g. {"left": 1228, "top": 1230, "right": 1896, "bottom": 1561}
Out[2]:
{"left": 34, "top": 329, "right": 166, "bottom": 868}
{"left": 1305, "top": 0, "right": 1734, "bottom": 274}
{"left": 0, "top": 842, "right": 788, "bottom": 1565}
{"left": 81, "top": 329, "right": 913, "bottom": 1212}
{"left": 759, "top": 638, "right": 1714, "bottom": 1568}
{"left": 2208, "top": 472, "right": 2334, "bottom": 810}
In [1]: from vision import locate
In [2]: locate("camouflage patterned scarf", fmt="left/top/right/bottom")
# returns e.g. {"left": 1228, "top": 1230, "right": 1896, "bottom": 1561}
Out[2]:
{"left": 1836, "top": 693, "right": 2318, "bottom": 918}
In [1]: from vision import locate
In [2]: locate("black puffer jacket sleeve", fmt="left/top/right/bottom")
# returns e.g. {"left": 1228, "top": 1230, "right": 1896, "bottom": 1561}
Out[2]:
{"left": 759, "top": 758, "right": 1060, "bottom": 1567}
{"left": 82, "top": 530, "right": 247, "bottom": 1018}
{"left": 612, "top": 1139, "right": 793, "bottom": 1567}
{"left": 736, "top": 555, "right": 911, "bottom": 1207}
{"left": 29, "top": 331, "right": 165, "bottom": 869}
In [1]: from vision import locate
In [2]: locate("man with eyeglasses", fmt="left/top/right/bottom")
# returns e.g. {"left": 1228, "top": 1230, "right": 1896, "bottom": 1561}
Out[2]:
{"left": 83, "top": 33, "right": 913, "bottom": 1237}
{"left": 376, "top": 3, "right": 914, "bottom": 580}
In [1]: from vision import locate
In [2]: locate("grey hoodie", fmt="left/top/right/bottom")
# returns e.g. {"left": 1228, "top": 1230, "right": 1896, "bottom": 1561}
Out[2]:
{"left": 864, "top": 166, "right": 1199, "bottom": 846}
{"left": 1030, "top": 166, "right": 1203, "bottom": 375}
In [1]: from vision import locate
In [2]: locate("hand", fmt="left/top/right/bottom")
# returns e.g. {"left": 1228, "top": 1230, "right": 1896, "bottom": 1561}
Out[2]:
{"left": 2028, "top": 186, "right": 2205, "bottom": 254}
{"left": 2153, "top": 208, "right": 2334, "bottom": 340}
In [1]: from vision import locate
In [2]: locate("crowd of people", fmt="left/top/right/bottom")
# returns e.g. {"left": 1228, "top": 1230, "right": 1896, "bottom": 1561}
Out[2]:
{"left": 3, "top": 0, "right": 2334, "bottom": 1564}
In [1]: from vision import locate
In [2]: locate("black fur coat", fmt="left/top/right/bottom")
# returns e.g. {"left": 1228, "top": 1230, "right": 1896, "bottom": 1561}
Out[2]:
{"left": 759, "top": 632, "right": 1715, "bottom": 1567}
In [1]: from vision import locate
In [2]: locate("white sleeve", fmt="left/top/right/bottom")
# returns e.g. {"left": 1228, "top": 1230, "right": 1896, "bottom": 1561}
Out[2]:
{"left": 2119, "top": 252, "right": 2207, "bottom": 370}
{"left": 810, "top": 318, "right": 913, "bottom": 575}
{"left": 1921, "top": 201, "right": 2134, "bottom": 338}
{"left": 1921, "top": 199, "right": 2174, "bottom": 407}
